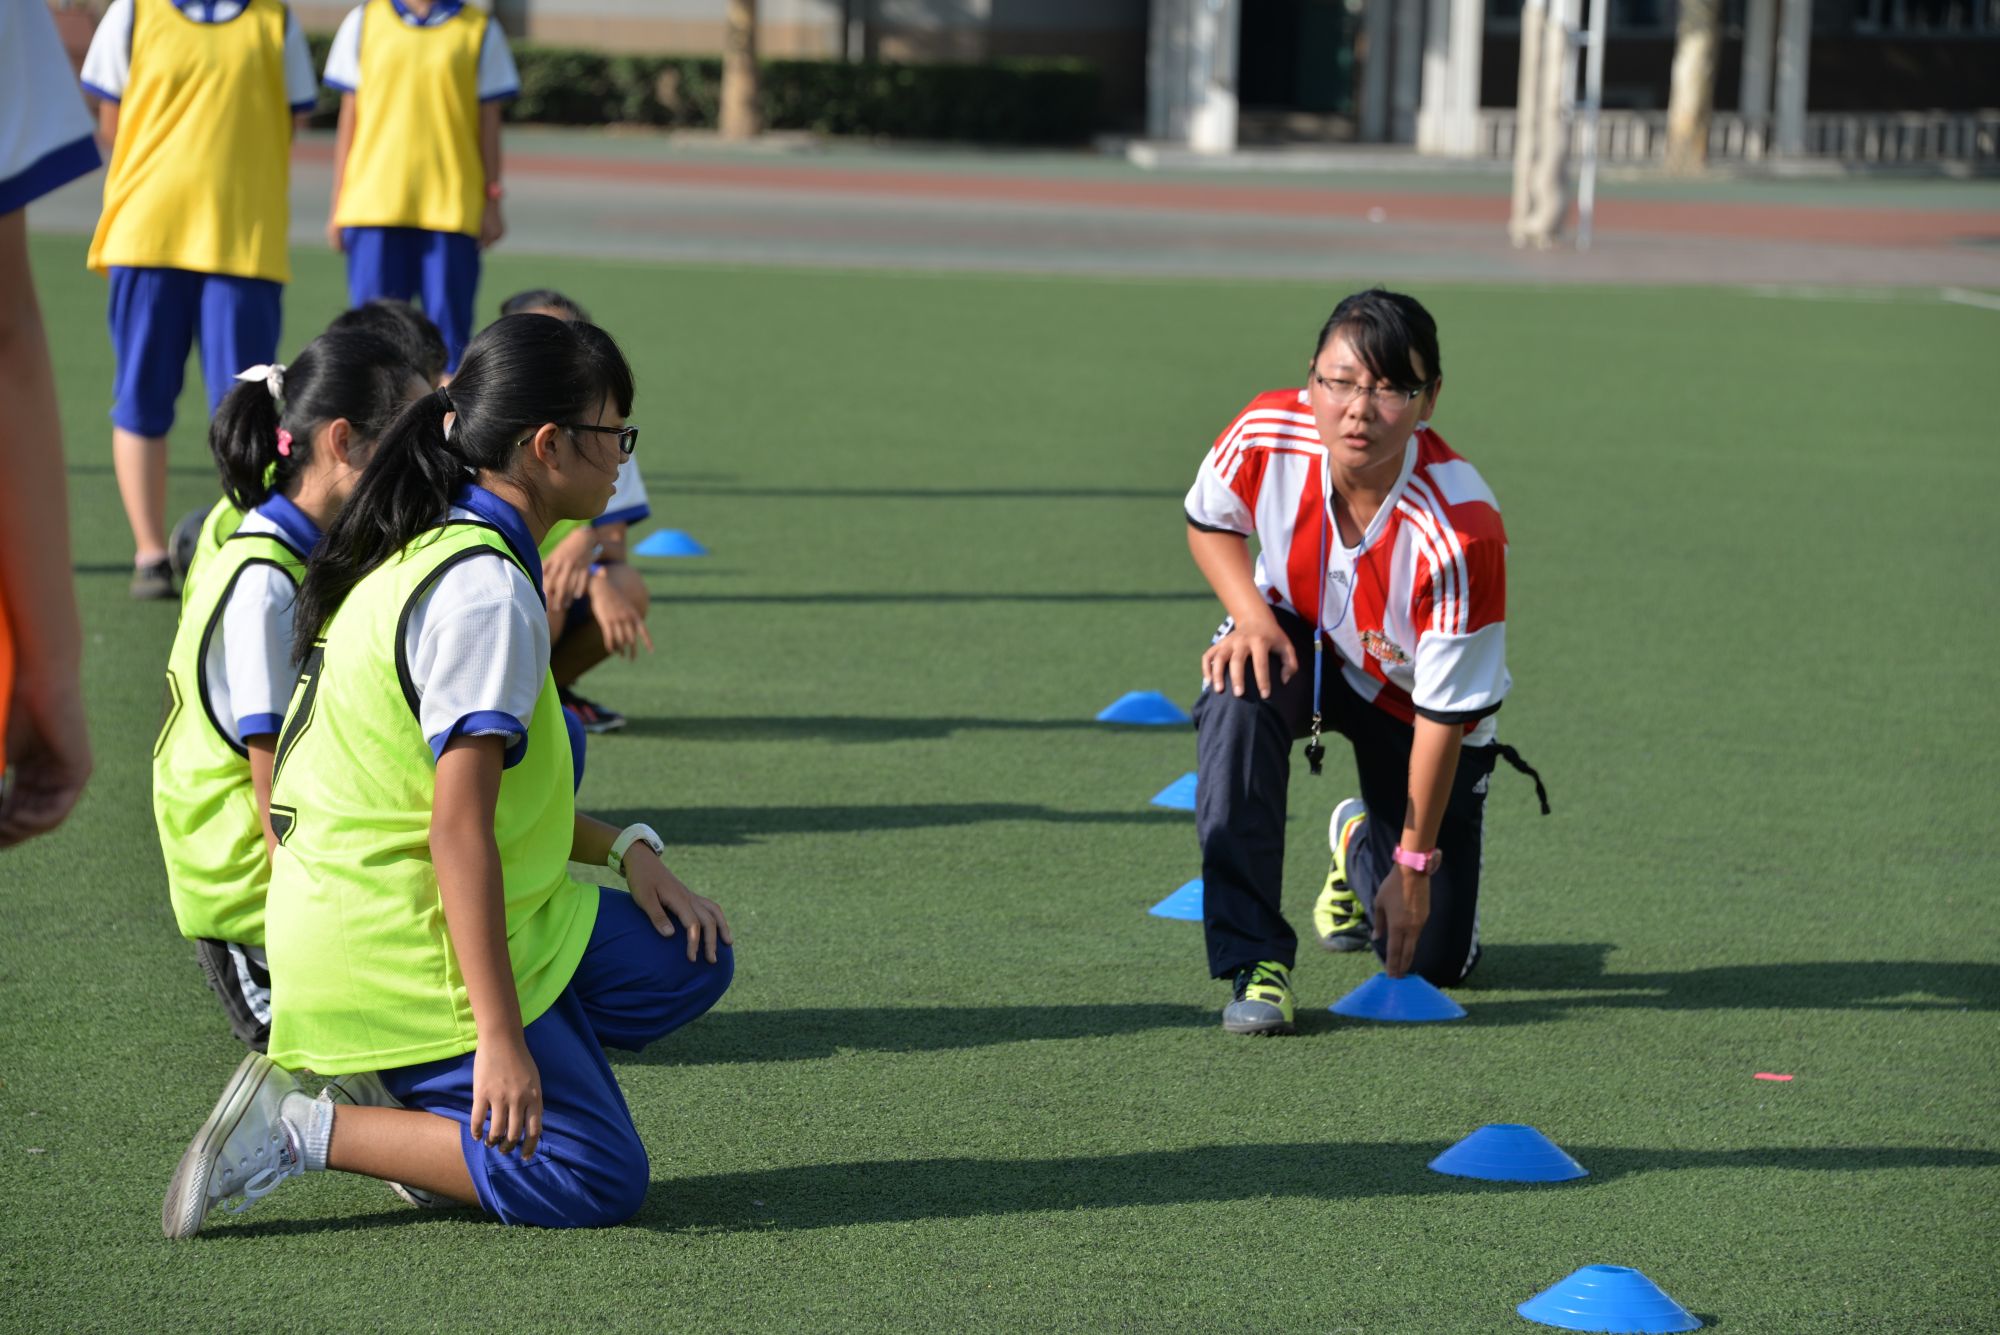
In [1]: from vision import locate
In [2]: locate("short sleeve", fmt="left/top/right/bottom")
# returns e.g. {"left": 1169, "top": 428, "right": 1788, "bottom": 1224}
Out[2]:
{"left": 477, "top": 17, "right": 519, "bottom": 102}
{"left": 79, "top": 0, "right": 135, "bottom": 103}
{"left": 1184, "top": 406, "right": 1263, "bottom": 536}
{"left": 0, "top": 0, "right": 101, "bottom": 212}
{"left": 283, "top": 11, "right": 319, "bottom": 110}
{"left": 1410, "top": 534, "right": 1509, "bottom": 723}
{"left": 404, "top": 555, "right": 549, "bottom": 767}
{"left": 595, "top": 458, "right": 650, "bottom": 528}
{"left": 321, "top": 6, "right": 364, "bottom": 93}
{"left": 216, "top": 564, "right": 302, "bottom": 740}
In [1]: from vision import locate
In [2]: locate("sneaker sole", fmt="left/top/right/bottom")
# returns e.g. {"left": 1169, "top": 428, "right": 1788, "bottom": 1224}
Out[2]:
{"left": 162, "top": 1052, "right": 272, "bottom": 1240}
{"left": 1222, "top": 1017, "right": 1298, "bottom": 1036}
{"left": 1316, "top": 929, "right": 1371, "bottom": 954}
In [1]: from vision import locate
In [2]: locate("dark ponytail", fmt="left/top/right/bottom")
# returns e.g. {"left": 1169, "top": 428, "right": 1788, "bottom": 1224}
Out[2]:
{"left": 207, "top": 327, "right": 416, "bottom": 512}
{"left": 293, "top": 314, "right": 636, "bottom": 662}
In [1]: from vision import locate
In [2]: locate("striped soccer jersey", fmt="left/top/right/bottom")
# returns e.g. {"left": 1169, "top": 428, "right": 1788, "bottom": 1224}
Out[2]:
{"left": 1185, "top": 388, "right": 1511, "bottom": 744}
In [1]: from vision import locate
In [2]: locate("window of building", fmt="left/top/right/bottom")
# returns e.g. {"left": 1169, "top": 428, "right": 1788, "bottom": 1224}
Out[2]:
{"left": 1853, "top": 0, "right": 2000, "bottom": 32}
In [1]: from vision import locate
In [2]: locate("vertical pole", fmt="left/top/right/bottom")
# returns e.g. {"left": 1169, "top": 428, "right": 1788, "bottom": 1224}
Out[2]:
{"left": 1510, "top": 0, "right": 1547, "bottom": 247}
{"left": 1361, "top": 0, "right": 1392, "bottom": 142}
{"left": 1773, "top": 0, "right": 1810, "bottom": 155}
{"left": 1392, "top": 0, "right": 1424, "bottom": 141}
{"left": 1448, "top": 0, "right": 1485, "bottom": 155}
{"left": 1419, "top": 0, "right": 1452, "bottom": 151}
{"left": 1740, "top": 0, "right": 1776, "bottom": 155}
{"left": 1576, "top": 0, "right": 1607, "bottom": 249}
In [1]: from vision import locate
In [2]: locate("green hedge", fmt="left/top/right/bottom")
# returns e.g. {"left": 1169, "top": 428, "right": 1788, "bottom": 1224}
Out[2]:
{"left": 306, "top": 39, "right": 1101, "bottom": 145}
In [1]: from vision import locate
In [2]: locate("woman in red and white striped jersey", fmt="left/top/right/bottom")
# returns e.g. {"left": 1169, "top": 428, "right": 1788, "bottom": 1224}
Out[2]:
{"left": 1184, "top": 288, "right": 1546, "bottom": 1037}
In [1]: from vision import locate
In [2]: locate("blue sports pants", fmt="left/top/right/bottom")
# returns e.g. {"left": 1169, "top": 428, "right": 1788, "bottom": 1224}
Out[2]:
{"left": 379, "top": 888, "right": 733, "bottom": 1227}
{"left": 341, "top": 226, "right": 480, "bottom": 372}
{"left": 106, "top": 267, "right": 283, "bottom": 436}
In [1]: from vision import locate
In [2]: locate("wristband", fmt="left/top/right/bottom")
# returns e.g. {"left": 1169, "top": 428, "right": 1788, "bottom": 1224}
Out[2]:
{"left": 1392, "top": 845, "right": 1442, "bottom": 875}
{"left": 485, "top": 181, "right": 505, "bottom": 201}
{"left": 609, "top": 823, "right": 664, "bottom": 878}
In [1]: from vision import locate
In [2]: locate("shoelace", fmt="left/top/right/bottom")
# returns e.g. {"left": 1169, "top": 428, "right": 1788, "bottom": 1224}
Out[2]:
{"left": 221, "top": 1127, "right": 301, "bottom": 1215}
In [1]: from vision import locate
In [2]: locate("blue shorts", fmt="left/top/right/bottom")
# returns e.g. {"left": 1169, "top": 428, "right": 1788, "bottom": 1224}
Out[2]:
{"left": 379, "top": 888, "right": 733, "bottom": 1228}
{"left": 106, "top": 267, "right": 283, "bottom": 437}
{"left": 342, "top": 227, "right": 480, "bottom": 372}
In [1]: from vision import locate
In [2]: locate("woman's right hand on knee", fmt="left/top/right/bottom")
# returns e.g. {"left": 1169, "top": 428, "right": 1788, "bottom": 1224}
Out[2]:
{"left": 1202, "top": 617, "right": 1298, "bottom": 700}
{"left": 470, "top": 1034, "right": 543, "bottom": 1162}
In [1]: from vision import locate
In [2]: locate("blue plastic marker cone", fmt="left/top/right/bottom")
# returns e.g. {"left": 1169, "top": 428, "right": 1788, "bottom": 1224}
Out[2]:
{"left": 1150, "top": 772, "right": 1199, "bottom": 810}
{"left": 1148, "top": 878, "right": 1204, "bottom": 921}
{"left": 634, "top": 529, "right": 708, "bottom": 557}
{"left": 1329, "top": 971, "right": 1466, "bottom": 1022}
{"left": 1517, "top": 1265, "right": 1701, "bottom": 1333}
{"left": 1095, "top": 691, "right": 1192, "bottom": 726}
{"left": 1429, "top": 1124, "right": 1587, "bottom": 1182}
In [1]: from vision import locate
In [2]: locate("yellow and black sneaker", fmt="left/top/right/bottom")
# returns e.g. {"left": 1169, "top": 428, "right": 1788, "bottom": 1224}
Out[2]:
{"left": 1223, "top": 960, "right": 1296, "bottom": 1036}
{"left": 1313, "top": 797, "right": 1371, "bottom": 953}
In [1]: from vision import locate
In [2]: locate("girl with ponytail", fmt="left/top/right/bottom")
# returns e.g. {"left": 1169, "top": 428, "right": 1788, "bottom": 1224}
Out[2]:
{"left": 152, "top": 326, "right": 425, "bottom": 1054}
{"left": 163, "top": 315, "right": 735, "bottom": 1238}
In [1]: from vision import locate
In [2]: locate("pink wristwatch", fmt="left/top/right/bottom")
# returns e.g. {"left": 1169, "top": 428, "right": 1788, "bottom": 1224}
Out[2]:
{"left": 1393, "top": 846, "right": 1443, "bottom": 875}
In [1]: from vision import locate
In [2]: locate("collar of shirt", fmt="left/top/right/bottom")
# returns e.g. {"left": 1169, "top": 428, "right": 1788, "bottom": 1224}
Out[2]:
{"left": 389, "top": 0, "right": 466, "bottom": 26}
{"left": 253, "top": 491, "right": 323, "bottom": 559}
{"left": 169, "top": 0, "right": 250, "bottom": 22}
{"left": 451, "top": 482, "right": 544, "bottom": 597}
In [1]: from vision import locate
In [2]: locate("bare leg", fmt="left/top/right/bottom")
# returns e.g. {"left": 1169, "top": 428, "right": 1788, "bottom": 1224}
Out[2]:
{"left": 112, "top": 426, "right": 169, "bottom": 562}
{"left": 327, "top": 1104, "right": 480, "bottom": 1205}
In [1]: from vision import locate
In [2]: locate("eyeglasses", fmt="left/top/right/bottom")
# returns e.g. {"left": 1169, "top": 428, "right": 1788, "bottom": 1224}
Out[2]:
{"left": 1309, "top": 371, "right": 1430, "bottom": 413}
{"left": 560, "top": 423, "right": 639, "bottom": 457}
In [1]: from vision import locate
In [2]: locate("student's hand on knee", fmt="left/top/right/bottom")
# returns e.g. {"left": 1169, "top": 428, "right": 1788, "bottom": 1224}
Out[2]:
{"left": 625, "top": 847, "right": 734, "bottom": 964}
{"left": 589, "top": 577, "right": 653, "bottom": 660}
{"left": 470, "top": 1033, "right": 544, "bottom": 1162}
{"left": 1373, "top": 868, "right": 1431, "bottom": 978}
{"left": 1202, "top": 620, "right": 1298, "bottom": 700}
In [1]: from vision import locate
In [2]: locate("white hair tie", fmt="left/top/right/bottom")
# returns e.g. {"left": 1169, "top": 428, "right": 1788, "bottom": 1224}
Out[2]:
{"left": 235, "top": 363, "right": 286, "bottom": 400}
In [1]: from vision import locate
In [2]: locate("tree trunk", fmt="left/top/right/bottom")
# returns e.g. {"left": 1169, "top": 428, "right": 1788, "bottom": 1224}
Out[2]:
{"left": 1664, "top": 0, "right": 1720, "bottom": 174}
{"left": 720, "top": 0, "right": 761, "bottom": 140}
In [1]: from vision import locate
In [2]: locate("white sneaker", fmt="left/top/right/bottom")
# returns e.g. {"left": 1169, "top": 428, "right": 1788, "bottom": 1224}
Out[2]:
{"left": 319, "top": 1071, "right": 448, "bottom": 1209}
{"left": 162, "top": 1053, "right": 307, "bottom": 1239}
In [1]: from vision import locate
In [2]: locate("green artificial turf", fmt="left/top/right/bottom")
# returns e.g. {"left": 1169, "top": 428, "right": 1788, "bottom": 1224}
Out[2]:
{"left": 4, "top": 235, "right": 1997, "bottom": 1333}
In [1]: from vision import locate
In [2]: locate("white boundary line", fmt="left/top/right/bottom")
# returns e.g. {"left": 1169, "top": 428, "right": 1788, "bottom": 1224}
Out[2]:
{"left": 1941, "top": 286, "right": 2000, "bottom": 313}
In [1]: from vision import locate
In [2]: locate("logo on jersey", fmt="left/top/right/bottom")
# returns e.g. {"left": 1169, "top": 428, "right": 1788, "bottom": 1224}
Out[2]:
{"left": 1360, "top": 629, "right": 1411, "bottom": 667}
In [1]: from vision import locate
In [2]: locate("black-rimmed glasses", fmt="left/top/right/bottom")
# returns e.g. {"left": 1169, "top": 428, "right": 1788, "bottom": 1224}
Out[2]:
{"left": 1309, "top": 371, "right": 1430, "bottom": 413}
{"left": 561, "top": 423, "right": 639, "bottom": 457}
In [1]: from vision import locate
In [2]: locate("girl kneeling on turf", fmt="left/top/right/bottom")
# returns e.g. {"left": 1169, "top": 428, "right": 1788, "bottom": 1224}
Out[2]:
{"left": 163, "top": 314, "right": 734, "bottom": 1236}
{"left": 153, "top": 326, "right": 424, "bottom": 1052}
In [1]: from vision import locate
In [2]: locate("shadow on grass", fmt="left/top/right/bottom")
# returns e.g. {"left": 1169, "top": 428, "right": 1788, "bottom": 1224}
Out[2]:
{"left": 594, "top": 803, "right": 1190, "bottom": 847}
{"left": 615, "top": 715, "right": 1134, "bottom": 744}
{"left": 631, "top": 1141, "right": 2000, "bottom": 1233}
{"left": 644, "top": 589, "right": 1213, "bottom": 606}
{"left": 671, "top": 484, "right": 1185, "bottom": 502}
{"left": 621, "top": 1002, "right": 1213, "bottom": 1067}
{"left": 1461, "top": 944, "right": 2000, "bottom": 1016}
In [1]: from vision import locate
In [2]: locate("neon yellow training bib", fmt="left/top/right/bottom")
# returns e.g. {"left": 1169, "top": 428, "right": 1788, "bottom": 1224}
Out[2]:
{"left": 153, "top": 529, "right": 303, "bottom": 945}
{"left": 88, "top": 0, "right": 292, "bottom": 282}
{"left": 332, "top": 0, "right": 488, "bottom": 237}
{"left": 264, "top": 522, "right": 595, "bottom": 1074}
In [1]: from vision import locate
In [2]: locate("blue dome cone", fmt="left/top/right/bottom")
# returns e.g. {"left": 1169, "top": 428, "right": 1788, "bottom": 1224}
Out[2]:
{"left": 1149, "top": 878, "right": 1204, "bottom": 920}
{"left": 635, "top": 529, "right": 708, "bottom": 557}
{"left": 1329, "top": 971, "right": 1466, "bottom": 1022}
{"left": 1150, "top": 772, "right": 1199, "bottom": 810}
{"left": 1096, "top": 691, "right": 1192, "bottom": 726}
{"left": 1518, "top": 1265, "right": 1701, "bottom": 1333}
{"left": 1429, "top": 1124, "right": 1587, "bottom": 1182}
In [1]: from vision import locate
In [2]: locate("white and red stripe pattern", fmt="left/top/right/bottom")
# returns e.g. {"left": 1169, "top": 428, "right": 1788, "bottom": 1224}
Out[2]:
{"left": 1185, "top": 389, "right": 1510, "bottom": 742}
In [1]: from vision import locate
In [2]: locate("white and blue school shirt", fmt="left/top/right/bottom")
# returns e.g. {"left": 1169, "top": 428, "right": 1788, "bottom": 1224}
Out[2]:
{"left": 407, "top": 486, "right": 551, "bottom": 767}
{"left": 81, "top": 0, "right": 320, "bottom": 112}
{"left": 321, "top": 0, "right": 520, "bottom": 102}
{"left": 598, "top": 457, "right": 651, "bottom": 530}
{"left": 0, "top": 0, "right": 102, "bottom": 214}
{"left": 207, "top": 493, "right": 318, "bottom": 743}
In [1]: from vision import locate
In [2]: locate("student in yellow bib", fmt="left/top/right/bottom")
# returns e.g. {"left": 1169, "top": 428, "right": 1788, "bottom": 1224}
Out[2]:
{"left": 170, "top": 300, "right": 448, "bottom": 587}
{"left": 81, "top": 0, "right": 319, "bottom": 599}
{"left": 502, "top": 289, "right": 654, "bottom": 735}
{"left": 153, "top": 326, "right": 427, "bottom": 1052}
{"left": 322, "top": 0, "right": 519, "bottom": 373}
{"left": 162, "top": 315, "right": 734, "bottom": 1237}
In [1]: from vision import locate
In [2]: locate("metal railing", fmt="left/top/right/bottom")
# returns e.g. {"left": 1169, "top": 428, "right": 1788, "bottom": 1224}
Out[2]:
{"left": 1473, "top": 108, "right": 2000, "bottom": 164}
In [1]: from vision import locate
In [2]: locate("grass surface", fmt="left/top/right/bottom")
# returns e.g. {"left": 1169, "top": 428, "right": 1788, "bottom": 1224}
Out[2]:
{"left": 4, "top": 235, "right": 1998, "bottom": 1333}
